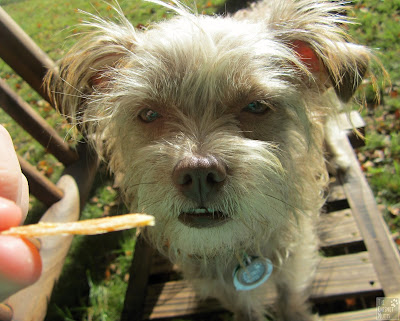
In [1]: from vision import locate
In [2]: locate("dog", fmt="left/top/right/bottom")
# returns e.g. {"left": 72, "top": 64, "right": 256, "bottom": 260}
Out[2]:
{"left": 45, "top": 0, "right": 370, "bottom": 319}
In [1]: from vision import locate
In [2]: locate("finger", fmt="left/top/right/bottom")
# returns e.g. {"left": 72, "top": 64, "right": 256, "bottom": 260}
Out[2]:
{"left": 0, "top": 126, "right": 22, "bottom": 204}
{"left": 0, "top": 197, "right": 22, "bottom": 231}
{"left": 18, "top": 174, "right": 29, "bottom": 221}
{"left": 0, "top": 235, "right": 42, "bottom": 301}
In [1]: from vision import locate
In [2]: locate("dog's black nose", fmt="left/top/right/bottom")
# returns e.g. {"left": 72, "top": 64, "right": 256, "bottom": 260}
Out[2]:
{"left": 172, "top": 155, "right": 227, "bottom": 204}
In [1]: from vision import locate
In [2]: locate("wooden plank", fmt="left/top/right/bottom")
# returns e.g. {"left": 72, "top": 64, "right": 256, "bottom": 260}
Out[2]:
{"left": 18, "top": 155, "right": 63, "bottom": 207}
{"left": 0, "top": 78, "right": 79, "bottom": 166}
{"left": 327, "top": 179, "right": 347, "bottom": 203}
{"left": 311, "top": 252, "right": 381, "bottom": 302}
{"left": 338, "top": 111, "right": 366, "bottom": 133}
{"left": 321, "top": 308, "right": 377, "bottom": 321}
{"left": 337, "top": 111, "right": 366, "bottom": 149}
{"left": 0, "top": 7, "right": 54, "bottom": 103}
{"left": 143, "top": 252, "right": 382, "bottom": 319}
{"left": 143, "top": 280, "right": 236, "bottom": 319}
{"left": 121, "top": 236, "right": 155, "bottom": 321}
{"left": 150, "top": 253, "right": 176, "bottom": 277}
{"left": 325, "top": 179, "right": 350, "bottom": 213}
{"left": 318, "top": 209, "right": 362, "bottom": 249}
{"left": 17, "top": 142, "right": 97, "bottom": 208}
{"left": 337, "top": 135, "right": 400, "bottom": 297}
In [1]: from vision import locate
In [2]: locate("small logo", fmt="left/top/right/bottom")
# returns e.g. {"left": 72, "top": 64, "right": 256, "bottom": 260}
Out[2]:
{"left": 377, "top": 297, "right": 400, "bottom": 320}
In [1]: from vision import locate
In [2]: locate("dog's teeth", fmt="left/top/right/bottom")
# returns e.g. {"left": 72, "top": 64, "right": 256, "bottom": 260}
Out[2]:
{"left": 187, "top": 208, "right": 214, "bottom": 214}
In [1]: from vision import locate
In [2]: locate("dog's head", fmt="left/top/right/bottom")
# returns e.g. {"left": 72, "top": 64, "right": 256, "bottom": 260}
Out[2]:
{"left": 46, "top": 0, "right": 369, "bottom": 259}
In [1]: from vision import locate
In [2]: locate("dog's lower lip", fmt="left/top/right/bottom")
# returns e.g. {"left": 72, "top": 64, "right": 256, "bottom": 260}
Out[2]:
{"left": 178, "top": 208, "right": 230, "bottom": 228}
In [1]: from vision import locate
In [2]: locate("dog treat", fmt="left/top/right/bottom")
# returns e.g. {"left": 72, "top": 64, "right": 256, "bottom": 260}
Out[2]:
{"left": 1, "top": 214, "right": 155, "bottom": 237}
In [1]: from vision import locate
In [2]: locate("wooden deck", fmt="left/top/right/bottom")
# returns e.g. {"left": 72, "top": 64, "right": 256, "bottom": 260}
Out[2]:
{"left": 121, "top": 115, "right": 400, "bottom": 321}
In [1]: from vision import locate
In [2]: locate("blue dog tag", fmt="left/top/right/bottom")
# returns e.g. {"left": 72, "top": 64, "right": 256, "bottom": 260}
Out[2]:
{"left": 233, "top": 256, "right": 273, "bottom": 291}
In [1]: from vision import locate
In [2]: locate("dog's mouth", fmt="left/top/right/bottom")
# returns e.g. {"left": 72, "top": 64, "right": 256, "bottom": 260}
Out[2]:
{"left": 178, "top": 208, "right": 230, "bottom": 228}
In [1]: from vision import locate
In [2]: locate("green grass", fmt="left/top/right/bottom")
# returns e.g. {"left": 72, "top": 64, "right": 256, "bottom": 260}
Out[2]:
{"left": 350, "top": 0, "right": 400, "bottom": 230}
{"left": 348, "top": 0, "right": 400, "bottom": 81}
{"left": 1, "top": 0, "right": 399, "bottom": 320}
{"left": 347, "top": 0, "right": 400, "bottom": 232}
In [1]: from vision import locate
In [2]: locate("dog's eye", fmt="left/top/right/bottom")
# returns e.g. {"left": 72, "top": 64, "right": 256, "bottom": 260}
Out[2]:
{"left": 242, "top": 101, "right": 271, "bottom": 114}
{"left": 139, "top": 108, "right": 161, "bottom": 123}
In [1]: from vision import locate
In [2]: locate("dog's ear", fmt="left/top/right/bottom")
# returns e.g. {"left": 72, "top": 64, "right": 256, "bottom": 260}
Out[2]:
{"left": 265, "top": 0, "right": 370, "bottom": 103}
{"left": 44, "top": 17, "right": 136, "bottom": 122}
{"left": 291, "top": 40, "right": 370, "bottom": 102}
{"left": 327, "top": 43, "right": 370, "bottom": 102}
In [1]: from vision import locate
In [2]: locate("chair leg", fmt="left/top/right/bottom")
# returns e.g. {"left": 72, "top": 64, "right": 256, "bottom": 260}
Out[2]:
{"left": 121, "top": 235, "right": 154, "bottom": 321}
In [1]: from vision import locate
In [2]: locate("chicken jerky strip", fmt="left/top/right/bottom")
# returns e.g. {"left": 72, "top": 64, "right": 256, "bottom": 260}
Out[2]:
{"left": 1, "top": 214, "right": 155, "bottom": 237}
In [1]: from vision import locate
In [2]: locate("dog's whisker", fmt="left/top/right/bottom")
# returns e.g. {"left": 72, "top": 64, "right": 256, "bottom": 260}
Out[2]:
{"left": 50, "top": 91, "right": 86, "bottom": 100}
{"left": 263, "top": 192, "right": 301, "bottom": 212}
{"left": 139, "top": 199, "right": 165, "bottom": 214}
{"left": 137, "top": 181, "right": 159, "bottom": 186}
{"left": 125, "top": 181, "right": 159, "bottom": 189}
{"left": 59, "top": 77, "right": 86, "bottom": 96}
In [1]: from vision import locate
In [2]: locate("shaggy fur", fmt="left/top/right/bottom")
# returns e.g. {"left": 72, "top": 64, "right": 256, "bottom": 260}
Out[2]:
{"left": 45, "top": 1, "right": 370, "bottom": 320}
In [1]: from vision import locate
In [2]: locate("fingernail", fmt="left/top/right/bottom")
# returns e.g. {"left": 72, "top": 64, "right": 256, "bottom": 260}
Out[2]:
{"left": 0, "top": 303, "right": 13, "bottom": 321}
{"left": 25, "top": 237, "right": 41, "bottom": 251}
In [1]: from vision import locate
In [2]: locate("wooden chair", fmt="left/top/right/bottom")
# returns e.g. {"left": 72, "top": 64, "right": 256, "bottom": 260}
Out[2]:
{"left": 0, "top": 7, "right": 98, "bottom": 321}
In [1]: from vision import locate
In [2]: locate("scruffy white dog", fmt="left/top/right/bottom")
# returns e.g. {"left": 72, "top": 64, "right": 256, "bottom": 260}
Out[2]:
{"left": 45, "top": 0, "right": 369, "bottom": 319}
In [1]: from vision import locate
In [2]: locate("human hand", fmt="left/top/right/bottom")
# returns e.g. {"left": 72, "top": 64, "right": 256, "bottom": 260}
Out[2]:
{"left": 0, "top": 125, "right": 42, "bottom": 301}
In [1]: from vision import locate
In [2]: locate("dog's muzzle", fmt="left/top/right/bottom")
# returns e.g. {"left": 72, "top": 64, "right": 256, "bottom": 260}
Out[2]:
{"left": 173, "top": 155, "right": 230, "bottom": 228}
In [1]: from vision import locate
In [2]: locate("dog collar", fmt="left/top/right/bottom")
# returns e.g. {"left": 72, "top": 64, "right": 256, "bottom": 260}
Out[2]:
{"left": 233, "top": 253, "right": 273, "bottom": 291}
